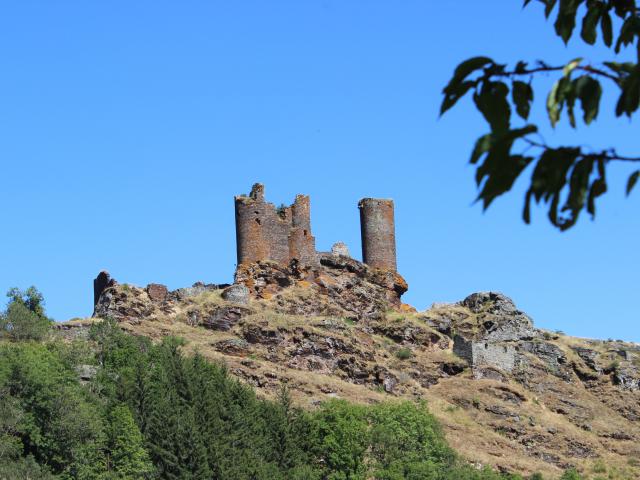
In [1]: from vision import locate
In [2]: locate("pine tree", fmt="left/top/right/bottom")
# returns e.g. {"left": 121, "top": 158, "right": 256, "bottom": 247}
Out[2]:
{"left": 107, "top": 404, "right": 154, "bottom": 479}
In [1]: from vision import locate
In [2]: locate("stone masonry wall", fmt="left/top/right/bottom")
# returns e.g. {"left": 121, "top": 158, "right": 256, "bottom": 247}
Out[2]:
{"left": 453, "top": 335, "right": 516, "bottom": 373}
{"left": 235, "top": 184, "right": 318, "bottom": 266}
{"left": 359, "top": 198, "right": 397, "bottom": 271}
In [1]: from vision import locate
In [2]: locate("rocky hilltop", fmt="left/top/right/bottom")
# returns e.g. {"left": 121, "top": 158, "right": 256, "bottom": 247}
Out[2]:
{"left": 57, "top": 252, "right": 640, "bottom": 479}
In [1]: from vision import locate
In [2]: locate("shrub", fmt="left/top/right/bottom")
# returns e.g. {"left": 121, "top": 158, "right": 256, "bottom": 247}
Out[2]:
{"left": 396, "top": 347, "right": 413, "bottom": 360}
{"left": 560, "top": 468, "right": 583, "bottom": 480}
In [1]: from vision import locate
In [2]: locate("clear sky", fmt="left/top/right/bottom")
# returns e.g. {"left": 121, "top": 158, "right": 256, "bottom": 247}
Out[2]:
{"left": 1, "top": 1, "right": 638, "bottom": 341}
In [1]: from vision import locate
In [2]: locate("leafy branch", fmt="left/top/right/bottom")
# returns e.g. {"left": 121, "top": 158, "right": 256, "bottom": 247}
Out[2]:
{"left": 440, "top": 0, "right": 640, "bottom": 230}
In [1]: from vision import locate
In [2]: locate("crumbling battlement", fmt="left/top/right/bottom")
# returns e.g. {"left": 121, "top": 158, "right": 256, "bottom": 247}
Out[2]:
{"left": 235, "top": 184, "right": 399, "bottom": 273}
{"left": 235, "top": 184, "right": 318, "bottom": 267}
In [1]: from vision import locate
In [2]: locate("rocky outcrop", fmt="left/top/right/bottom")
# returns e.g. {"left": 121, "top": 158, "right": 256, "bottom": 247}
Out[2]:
{"left": 93, "top": 271, "right": 117, "bottom": 314}
{"left": 458, "top": 292, "right": 536, "bottom": 342}
{"left": 81, "top": 271, "right": 640, "bottom": 478}
{"left": 613, "top": 364, "right": 640, "bottom": 391}
{"left": 234, "top": 253, "right": 408, "bottom": 320}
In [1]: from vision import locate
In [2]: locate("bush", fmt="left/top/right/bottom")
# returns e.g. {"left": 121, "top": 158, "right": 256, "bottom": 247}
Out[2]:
{"left": 396, "top": 347, "right": 413, "bottom": 360}
{"left": 560, "top": 468, "right": 583, "bottom": 480}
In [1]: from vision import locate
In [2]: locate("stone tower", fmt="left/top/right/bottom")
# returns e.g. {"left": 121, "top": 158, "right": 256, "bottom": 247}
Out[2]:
{"left": 358, "top": 198, "right": 397, "bottom": 271}
{"left": 234, "top": 183, "right": 318, "bottom": 266}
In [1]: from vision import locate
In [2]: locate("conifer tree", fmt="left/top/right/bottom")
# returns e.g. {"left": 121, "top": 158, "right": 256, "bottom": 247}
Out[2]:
{"left": 107, "top": 404, "right": 154, "bottom": 479}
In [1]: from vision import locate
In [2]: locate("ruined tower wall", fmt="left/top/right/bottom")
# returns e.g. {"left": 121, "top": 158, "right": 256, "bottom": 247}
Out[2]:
{"left": 289, "top": 194, "right": 318, "bottom": 265}
{"left": 291, "top": 195, "right": 311, "bottom": 230}
{"left": 235, "top": 197, "right": 270, "bottom": 265}
{"left": 359, "top": 198, "right": 397, "bottom": 271}
{"left": 234, "top": 184, "right": 318, "bottom": 266}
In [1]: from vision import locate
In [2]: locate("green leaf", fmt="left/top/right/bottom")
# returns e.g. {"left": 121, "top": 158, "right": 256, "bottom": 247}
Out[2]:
{"left": 544, "top": 0, "right": 558, "bottom": 18}
{"left": 527, "top": 147, "right": 581, "bottom": 229}
{"left": 473, "top": 126, "right": 537, "bottom": 205}
{"left": 564, "top": 158, "right": 594, "bottom": 227}
{"left": 615, "top": 16, "right": 640, "bottom": 53}
{"left": 612, "top": 0, "right": 635, "bottom": 19}
{"left": 627, "top": 170, "right": 640, "bottom": 196}
{"left": 604, "top": 61, "right": 636, "bottom": 75}
{"left": 615, "top": 67, "right": 640, "bottom": 117}
{"left": 478, "top": 154, "right": 534, "bottom": 209}
{"left": 473, "top": 81, "right": 511, "bottom": 134}
{"left": 512, "top": 81, "right": 534, "bottom": 120}
{"left": 529, "top": 147, "right": 578, "bottom": 203}
{"left": 440, "top": 57, "right": 494, "bottom": 115}
{"left": 554, "top": 0, "right": 580, "bottom": 44}
{"left": 587, "top": 159, "right": 607, "bottom": 216}
{"left": 523, "top": 190, "right": 533, "bottom": 224}
{"left": 547, "top": 79, "right": 563, "bottom": 127}
{"left": 580, "top": 5, "right": 601, "bottom": 45}
{"left": 470, "top": 134, "right": 493, "bottom": 164}
{"left": 451, "top": 57, "right": 494, "bottom": 85}
{"left": 573, "top": 75, "right": 602, "bottom": 124}
{"left": 600, "top": 11, "right": 613, "bottom": 47}
{"left": 563, "top": 57, "right": 582, "bottom": 76}
{"left": 587, "top": 177, "right": 607, "bottom": 216}
{"left": 561, "top": 75, "right": 578, "bottom": 128}
{"left": 515, "top": 61, "right": 529, "bottom": 74}
{"left": 440, "top": 80, "right": 476, "bottom": 115}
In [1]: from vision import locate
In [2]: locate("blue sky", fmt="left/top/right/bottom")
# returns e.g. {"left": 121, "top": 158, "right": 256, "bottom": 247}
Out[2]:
{"left": 1, "top": 1, "right": 638, "bottom": 341}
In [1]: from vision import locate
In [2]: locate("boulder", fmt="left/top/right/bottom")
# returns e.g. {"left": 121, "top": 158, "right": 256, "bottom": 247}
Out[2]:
{"left": 147, "top": 283, "right": 168, "bottom": 303}
{"left": 222, "top": 284, "right": 250, "bottom": 305}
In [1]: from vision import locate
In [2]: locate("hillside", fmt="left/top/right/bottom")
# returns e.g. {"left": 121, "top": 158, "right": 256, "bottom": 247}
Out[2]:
{"left": 58, "top": 253, "right": 640, "bottom": 479}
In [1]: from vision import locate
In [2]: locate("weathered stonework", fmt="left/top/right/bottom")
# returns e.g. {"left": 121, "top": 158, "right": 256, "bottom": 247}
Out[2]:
{"left": 358, "top": 198, "right": 397, "bottom": 271}
{"left": 235, "top": 184, "right": 318, "bottom": 267}
{"left": 331, "top": 242, "right": 350, "bottom": 257}
{"left": 93, "top": 271, "right": 116, "bottom": 313}
{"left": 453, "top": 335, "right": 517, "bottom": 373}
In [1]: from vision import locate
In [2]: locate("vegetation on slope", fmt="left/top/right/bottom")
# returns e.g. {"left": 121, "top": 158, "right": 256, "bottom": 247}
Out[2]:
{"left": 0, "top": 288, "right": 623, "bottom": 479}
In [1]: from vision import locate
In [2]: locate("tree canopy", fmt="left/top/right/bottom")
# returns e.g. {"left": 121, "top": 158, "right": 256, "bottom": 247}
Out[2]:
{"left": 441, "top": 0, "right": 640, "bottom": 230}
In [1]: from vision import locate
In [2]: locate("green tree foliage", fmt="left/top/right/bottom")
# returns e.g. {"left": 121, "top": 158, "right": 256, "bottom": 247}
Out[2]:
{"left": 311, "top": 400, "right": 370, "bottom": 479}
{"left": 0, "top": 341, "right": 106, "bottom": 479}
{"left": 368, "top": 401, "right": 455, "bottom": 479}
{"left": 0, "top": 287, "right": 51, "bottom": 341}
{"left": 7, "top": 286, "right": 46, "bottom": 318}
{"left": 441, "top": 1, "right": 640, "bottom": 230}
{"left": 0, "top": 292, "right": 551, "bottom": 479}
{"left": 105, "top": 404, "right": 154, "bottom": 479}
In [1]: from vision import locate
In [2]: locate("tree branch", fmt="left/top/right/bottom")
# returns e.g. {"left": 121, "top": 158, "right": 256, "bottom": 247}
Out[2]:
{"left": 523, "top": 138, "right": 640, "bottom": 162}
{"left": 490, "top": 64, "right": 621, "bottom": 83}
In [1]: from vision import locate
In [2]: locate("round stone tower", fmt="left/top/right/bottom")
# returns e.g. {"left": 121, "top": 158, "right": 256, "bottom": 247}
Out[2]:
{"left": 358, "top": 198, "right": 397, "bottom": 271}
{"left": 234, "top": 183, "right": 270, "bottom": 265}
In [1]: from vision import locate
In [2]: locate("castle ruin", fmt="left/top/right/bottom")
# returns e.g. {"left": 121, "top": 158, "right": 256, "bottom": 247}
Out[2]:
{"left": 234, "top": 184, "right": 319, "bottom": 267}
{"left": 234, "top": 183, "right": 398, "bottom": 271}
{"left": 359, "top": 198, "right": 397, "bottom": 271}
